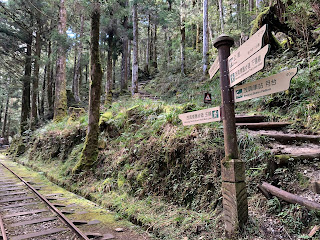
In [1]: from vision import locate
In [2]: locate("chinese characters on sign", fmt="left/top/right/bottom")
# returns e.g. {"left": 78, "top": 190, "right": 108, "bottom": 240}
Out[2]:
{"left": 234, "top": 68, "right": 298, "bottom": 102}
{"left": 228, "top": 25, "right": 267, "bottom": 71}
{"left": 179, "top": 107, "right": 221, "bottom": 126}
{"left": 229, "top": 44, "right": 270, "bottom": 87}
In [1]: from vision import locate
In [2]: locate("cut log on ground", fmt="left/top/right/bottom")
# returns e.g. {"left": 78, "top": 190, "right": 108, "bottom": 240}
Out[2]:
{"left": 259, "top": 182, "right": 320, "bottom": 211}
{"left": 236, "top": 122, "right": 291, "bottom": 130}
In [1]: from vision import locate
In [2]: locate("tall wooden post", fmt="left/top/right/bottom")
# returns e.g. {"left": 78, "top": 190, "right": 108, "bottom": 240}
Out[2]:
{"left": 213, "top": 35, "right": 248, "bottom": 237}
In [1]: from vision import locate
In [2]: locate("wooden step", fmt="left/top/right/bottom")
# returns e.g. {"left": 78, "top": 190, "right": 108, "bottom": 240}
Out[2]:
{"left": 235, "top": 115, "right": 266, "bottom": 123}
{"left": 258, "top": 131, "right": 320, "bottom": 143}
{"left": 236, "top": 122, "right": 291, "bottom": 130}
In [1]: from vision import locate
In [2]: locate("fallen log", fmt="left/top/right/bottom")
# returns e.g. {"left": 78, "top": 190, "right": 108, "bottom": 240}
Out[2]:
{"left": 259, "top": 182, "right": 320, "bottom": 211}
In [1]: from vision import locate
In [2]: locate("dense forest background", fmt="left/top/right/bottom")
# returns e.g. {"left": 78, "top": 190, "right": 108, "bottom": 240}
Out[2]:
{"left": 0, "top": 0, "right": 319, "bottom": 139}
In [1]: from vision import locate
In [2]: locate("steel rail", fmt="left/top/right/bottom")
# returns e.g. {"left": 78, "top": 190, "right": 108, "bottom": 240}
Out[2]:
{"left": 0, "top": 162, "right": 90, "bottom": 240}
{"left": 0, "top": 213, "right": 8, "bottom": 240}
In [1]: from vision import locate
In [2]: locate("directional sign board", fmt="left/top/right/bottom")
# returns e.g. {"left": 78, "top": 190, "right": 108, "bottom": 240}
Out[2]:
{"left": 234, "top": 68, "right": 298, "bottom": 102}
{"left": 179, "top": 107, "right": 220, "bottom": 126}
{"left": 229, "top": 44, "right": 270, "bottom": 87}
{"left": 228, "top": 25, "right": 267, "bottom": 71}
{"left": 209, "top": 57, "right": 219, "bottom": 79}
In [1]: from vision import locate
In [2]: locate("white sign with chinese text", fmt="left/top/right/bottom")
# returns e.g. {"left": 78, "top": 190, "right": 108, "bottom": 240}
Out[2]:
{"left": 228, "top": 25, "right": 267, "bottom": 71}
{"left": 209, "top": 56, "right": 220, "bottom": 79}
{"left": 229, "top": 44, "right": 270, "bottom": 87}
{"left": 234, "top": 68, "right": 298, "bottom": 102}
{"left": 179, "top": 107, "right": 221, "bottom": 126}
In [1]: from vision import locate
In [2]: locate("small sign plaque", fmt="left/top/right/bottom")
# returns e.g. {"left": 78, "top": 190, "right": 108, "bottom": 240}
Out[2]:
{"left": 204, "top": 93, "right": 212, "bottom": 104}
{"left": 179, "top": 107, "right": 220, "bottom": 126}
{"left": 234, "top": 68, "right": 298, "bottom": 102}
{"left": 228, "top": 25, "right": 267, "bottom": 71}
{"left": 209, "top": 57, "right": 220, "bottom": 79}
{"left": 229, "top": 44, "right": 270, "bottom": 87}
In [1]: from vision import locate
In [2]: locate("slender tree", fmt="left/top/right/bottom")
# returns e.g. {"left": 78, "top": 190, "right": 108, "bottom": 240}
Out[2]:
{"left": 54, "top": 0, "right": 68, "bottom": 121}
{"left": 202, "top": 0, "right": 209, "bottom": 75}
{"left": 131, "top": 1, "right": 139, "bottom": 95}
{"left": 73, "top": 0, "right": 102, "bottom": 173}
{"left": 180, "top": 0, "right": 186, "bottom": 75}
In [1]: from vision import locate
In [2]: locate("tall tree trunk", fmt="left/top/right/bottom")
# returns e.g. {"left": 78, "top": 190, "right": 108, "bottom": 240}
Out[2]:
{"left": 145, "top": 14, "right": 150, "bottom": 73}
{"left": 73, "top": 14, "right": 85, "bottom": 103}
{"left": 20, "top": 33, "right": 32, "bottom": 133}
{"left": 54, "top": 0, "right": 68, "bottom": 122}
{"left": 132, "top": 2, "right": 139, "bottom": 95}
{"left": 47, "top": 41, "right": 54, "bottom": 118}
{"left": 153, "top": 22, "right": 158, "bottom": 69}
{"left": 208, "top": 21, "right": 215, "bottom": 49}
{"left": 121, "top": 41, "right": 128, "bottom": 92}
{"left": 180, "top": 0, "right": 186, "bottom": 75}
{"left": 40, "top": 65, "right": 46, "bottom": 119}
{"left": 202, "top": 0, "right": 209, "bottom": 75}
{"left": 112, "top": 58, "right": 116, "bottom": 89}
{"left": 120, "top": 0, "right": 128, "bottom": 93}
{"left": 31, "top": 20, "right": 42, "bottom": 128}
{"left": 0, "top": 102, "right": 3, "bottom": 129}
{"left": 74, "top": 1, "right": 102, "bottom": 173}
{"left": 2, "top": 91, "right": 9, "bottom": 138}
{"left": 196, "top": 23, "right": 201, "bottom": 52}
{"left": 218, "top": 0, "right": 225, "bottom": 33}
{"left": 105, "top": 32, "right": 113, "bottom": 104}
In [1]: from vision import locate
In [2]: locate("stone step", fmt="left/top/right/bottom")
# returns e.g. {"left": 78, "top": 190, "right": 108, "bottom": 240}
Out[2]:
{"left": 236, "top": 122, "right": 290, "bottom": 130}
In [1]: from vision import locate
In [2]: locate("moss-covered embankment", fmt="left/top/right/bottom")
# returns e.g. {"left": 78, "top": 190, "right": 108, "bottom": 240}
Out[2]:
{"left": 8, "top": 99, "right": 273, "bottom": 239}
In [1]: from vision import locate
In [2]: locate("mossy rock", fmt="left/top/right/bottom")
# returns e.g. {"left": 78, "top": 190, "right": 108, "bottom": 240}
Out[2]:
{"left": 16, "top": 144, "right": 26, "bottom": 156}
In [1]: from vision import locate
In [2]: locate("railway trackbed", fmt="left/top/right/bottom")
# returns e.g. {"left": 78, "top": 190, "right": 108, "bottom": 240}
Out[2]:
{"left": 0, "top": 161, "right": 90, "bottom": 240}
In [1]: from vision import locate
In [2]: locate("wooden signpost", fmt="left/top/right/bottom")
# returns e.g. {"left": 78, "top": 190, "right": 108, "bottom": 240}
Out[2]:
{"left": 234, "top": 68, "right": 298, "bottom": 102}
{"left": 179, "top": 107, "right": 220, "bottom": 126}
{"left": 229, "top": 44, "right": 270, "bottom": 87}
{"left": 209, "top": 56, "right": 220, "bottom": 79}
{"left": 228, "top": 25, "right": 267, "bottom": 71}
{"left": 178, "top": 24, "right": 297, "bottom": 237}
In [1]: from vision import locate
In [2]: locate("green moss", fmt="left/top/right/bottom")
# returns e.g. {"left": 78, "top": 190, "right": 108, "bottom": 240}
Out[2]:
{"left": 99, "top": 111, "right": 113, "bottom": 125}
{"left": 250, "top": 7, "right": 270, "bottom": 36}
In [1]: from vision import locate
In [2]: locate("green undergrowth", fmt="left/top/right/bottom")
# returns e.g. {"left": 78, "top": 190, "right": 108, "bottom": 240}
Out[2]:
{"left": 148, "top": 48, "right": 320, "bottom": 133}
{"left": 9, "top": 97, "right": 280, "bottom": 239}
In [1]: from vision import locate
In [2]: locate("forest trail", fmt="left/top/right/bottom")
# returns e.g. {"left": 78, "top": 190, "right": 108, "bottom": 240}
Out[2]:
{"left": 237, "top": 115, "right": 320, "bottom": 201}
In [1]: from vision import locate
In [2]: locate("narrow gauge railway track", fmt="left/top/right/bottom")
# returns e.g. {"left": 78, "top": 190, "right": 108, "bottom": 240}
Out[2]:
{"left": 0, "top": 162, "right": 90, "bottom": 240}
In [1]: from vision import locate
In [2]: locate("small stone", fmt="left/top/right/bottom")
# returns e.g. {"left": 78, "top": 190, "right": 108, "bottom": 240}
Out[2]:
{"left": 101, "top": 233, "right": 115, "bottom": 240}
{"left": 115, "top": 228, "right": 124, "bottom": 232}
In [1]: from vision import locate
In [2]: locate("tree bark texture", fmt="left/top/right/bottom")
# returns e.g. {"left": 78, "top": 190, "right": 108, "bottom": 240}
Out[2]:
{"left": 180, "top": 0, "right": 186, "bottom": 75}
{"left": 73, "top": 14, "right": 85, "bottom": 103}
{"left": 132, "top": 2, "right": 139, "bottom": 95}
{"left": 202, "top": 0, "right": 209, "bottom": 75}
{"left": 54, "top": 0, "right": 68, "bottom": 122}
{"left": 40, "top": 65, "right": 46, "bottom": 119}
{"left": 145, "top": 14, "right": 150, "bottom": 73}
{"left": 74, "top": 1, "right": 102, "bottom": 173}
{"left": 46, "top": 41, "right": 54, "bottom": 118}
{"left": 2, "top": 91, "right": 9, "bottom": 138}
{"left": 20, "top": 33, "right": 32, "bottom": 133}
{"left": 105, "top": 32, "right": 113, "bottom": 104}
{"left": 31, "top": 21, "right": 42, "bottom": 128}
{"left": 153, "top": 22, "right": 158, "bottom": 69}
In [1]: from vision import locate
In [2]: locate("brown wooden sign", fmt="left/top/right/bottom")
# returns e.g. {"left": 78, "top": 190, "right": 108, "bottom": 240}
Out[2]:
{"left": 228, "top": 25, "right": 267, "bottom": 71}
{"left": 229, "top": 44, "right": 270, "bottom": 87}
{"left": 209, "top": 57, "right": 220, "bottom": 79}
{"left": 179, "top": 107, "right": 220, "bottom": 126}
{"left": 234, "top": 68, "right": 298, "bottom": 102}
